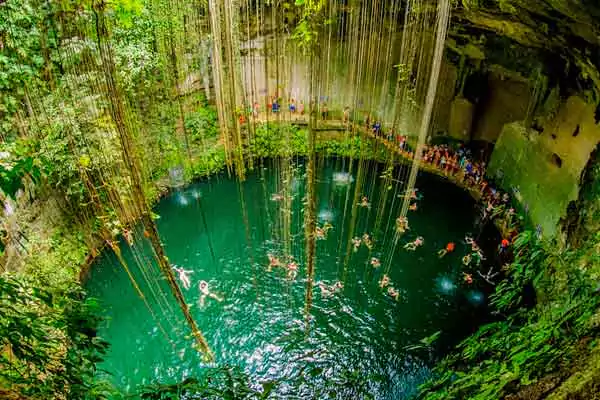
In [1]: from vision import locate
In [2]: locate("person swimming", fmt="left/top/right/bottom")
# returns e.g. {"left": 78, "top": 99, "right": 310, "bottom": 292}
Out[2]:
{"left": 315, "top": 223, "right": 333, "bottom": 240}
{"left": 379, "top": 274, "right": 390, "bottom": 288}
{"left": 404, "top": 236, "right": 424, "bottom": 251}
{"left": 387, "top": 286, "right": 400, "bottom": 301}
{"left": 409, "top": 203, "right": 418, "bottom": 211}
{"left": 287, "top": 260, "right": 298, "bottom": 280}
{"left": 463, "top": 273, "right": 473, "bottom": 284}
{"left": 396, "top": 216, "right": 409, "bottom": 233}
{"left": 462, "top": 254, "right": 472, "bottom": 266}
{"left": 499, "top": 238, "right": 510, "bottom": 253}
{"left": 437, "top": 242, "right": 455, "bottom": 258}
{"left": 352, "top": 237, "right": 361, "bottom": 252}
{"left": 318, "top": 281, "right": 343, "bottom": 297}
{"left": 316, "top": 227, "right": 326, "bottom": 240}
{"left": 123, "top": 228, "right": 134, "bottom": 245}
{"left": 359, "top": 196, "right": 371, "bottom": 208}
{"left": 271, "top": 193, "right": 284, "bottom": 202}
{"left": 318, "top": 281, "right": 333, "bottom": 297}
{"left": 370, "top": 257, "right": 381, "bottom": 268}
{"left": 477, "top": 266, "right": 499, "bottom": 285}
{"left": 172, "top": 265, "right": 193, "bottom": 290}
{"left": 399, "top": 188, "right": 420, "bottom": 200}
{"left": 198, "top": 280, "right": 223, "bottom": 307}
{"left": 362, "top": 233, "right": 373, "bottom": 250}
{"left": 465, "top": 236, "right": 480, "bottom": 252}
{"left": 267, "top": 253, "right": 282, "bottom": 271}
{"left": 472, "top": 248, "right": 485, "bottom": 266}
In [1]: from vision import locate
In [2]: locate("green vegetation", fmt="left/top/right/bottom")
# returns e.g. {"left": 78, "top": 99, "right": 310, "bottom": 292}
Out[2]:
{"left": 0, "top": 275, "right": 111, "bottom": 399}
{"left": 248, "top": 124, "right": 381, "bottom": 160}
{"left": 1, "top": 0, "right": 599, "bottom": 398}
{"left": 420, "top": 155, "right": 600, "bottom": 399}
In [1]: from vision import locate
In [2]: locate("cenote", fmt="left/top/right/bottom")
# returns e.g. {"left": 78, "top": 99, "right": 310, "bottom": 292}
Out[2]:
{"left": 86, "top": 157, "right": 499, "bottom": 398}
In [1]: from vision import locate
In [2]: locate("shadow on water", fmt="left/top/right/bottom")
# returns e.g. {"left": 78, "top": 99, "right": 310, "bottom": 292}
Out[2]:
{"left": 86, "top": 157, "right": 500, "bottom": 399}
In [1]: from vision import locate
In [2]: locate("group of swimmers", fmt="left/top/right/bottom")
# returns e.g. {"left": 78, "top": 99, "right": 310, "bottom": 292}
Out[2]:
{"left": 172, "top": 265, "right": 223, "bottom": 306}
{"left": 378, "top": 274, "right": 401, "bottom": 301}
{"left": 267, "top": 253, "right": 299, "bottom": 280}
{"left": 316, "top": 222, "right": 333, "bottom": 240}
{"left": 317, "top": 281, "right": 344, "bottom": 298}
{"left": 352, "top": 233, "right": 373, "bottom": 252}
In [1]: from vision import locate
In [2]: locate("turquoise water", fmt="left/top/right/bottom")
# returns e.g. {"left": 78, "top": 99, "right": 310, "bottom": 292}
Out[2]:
{"left": 86, "top": 158, "right": 494, "bottom": 398}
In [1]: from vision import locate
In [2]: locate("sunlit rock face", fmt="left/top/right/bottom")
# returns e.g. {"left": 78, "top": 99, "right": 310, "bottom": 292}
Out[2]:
{"left": 488, "top": 96, "right": 600, "bottom": 237}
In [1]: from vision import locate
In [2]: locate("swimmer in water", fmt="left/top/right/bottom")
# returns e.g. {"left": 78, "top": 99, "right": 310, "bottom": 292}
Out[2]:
{"left": 477, "top": 266, "right": 499, "bottom": 285}
{"left": 267, "top": 253, "right": 282, "bottom": 271}
{"left": 399, "top": 189, "right": 419, "bottom": 200}
{"left": 316, "top": 226, "right": 326, "bottom": 240}
{"left": 387, "top": 286, "right": 400, "bottom": 301}
{"left": 318, "top": 281, "right": 344, "bottom": 297}
{"left": 409, "top": 203, "right": 418, "bottom": 211}
{"left": 316, "top": 223, "right": 333, "bottom": 240}
{"left": 123, "top": 228, "right": 134, "bottom": 245}
{"left": 404, "top": 236, "right": 424, "bottom": 251}
{"left": 437, "top": 242, "right": 456, "bottom": 258}
{"left": 465, "top": 236, "right": 480, "bottom": 252}
{"left": 172, "top": 265, "right": 193, "bottom": 290}
{"left": 198, "top": 280, "right": 223, "bottom": 307}
{"left": 271, "top": 193, "right": 284, "bottom": 202}
{"left": 359, "top": 196, "right": 371, "bottom": 208}
{"left": 362, "top": 233, "right": 373, "bottom": 250}
{"left": 463, "top": 273, "right": 473, "bottom": 284}
{"left": 370, "top": 257, "right": 381, "bottom": 268}
{"left": 499, "top": 238, "right": 510, "bottom": 253}
{"left": 396, "top": 216, "right": 409, "bottom": 233}
{"left": 318, "top": 281, "right": 333, "bottom": 298}
{"left": 472, "top": 248, "right": 485, "bottom": 266}
{"left": 379, "top": 274, "right": 390, "bottom": 288}
{"left": 462, "top": 254, "right": 472, "bottom": 266}
{"left": 352, "top": 237, "right": 361, "bottom": 252}
{"left": 287, "top": 260, "right": 298, "bottom": 280}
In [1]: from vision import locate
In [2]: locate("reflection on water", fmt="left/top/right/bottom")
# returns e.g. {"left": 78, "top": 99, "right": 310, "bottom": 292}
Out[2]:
{"left": 318, "top": 208, "right": 335, "bottom": 222}
{"left": 435, "top": 276, "right": 457, "bottom": 295}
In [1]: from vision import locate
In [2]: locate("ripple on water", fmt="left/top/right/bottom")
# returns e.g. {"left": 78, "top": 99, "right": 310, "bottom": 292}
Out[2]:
{"left": 332, "top": 171, "right": 354, "bottom": 186}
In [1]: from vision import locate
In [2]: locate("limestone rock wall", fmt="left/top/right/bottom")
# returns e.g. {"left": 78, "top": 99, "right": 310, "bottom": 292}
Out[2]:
{"left": 472, "top": 71, "right": 532, "bottom": 142}
{"left": 431, "top": 60, "right": 458, "bottom": 137}
{"left": 448, "top": 97, "right": 474, "bottom": 141}
{"left": 487, "top": 96, "right": 600, "bottom": 237}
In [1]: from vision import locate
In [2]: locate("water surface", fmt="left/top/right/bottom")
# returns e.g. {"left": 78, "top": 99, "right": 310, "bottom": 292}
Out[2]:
{"left": 86, "top": 158, "right": 494, "bottom": 398}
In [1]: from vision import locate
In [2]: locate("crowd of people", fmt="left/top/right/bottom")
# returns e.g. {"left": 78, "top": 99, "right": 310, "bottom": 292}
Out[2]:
{"left": 172, "top": 265, "right": 224, "bottom": 307}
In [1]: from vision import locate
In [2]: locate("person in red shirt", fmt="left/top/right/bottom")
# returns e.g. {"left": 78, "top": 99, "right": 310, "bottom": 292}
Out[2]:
{"left": 499, "top": 238, "right": 510, "bottom": 253}
{"left": 438, "top": 242, "right": 455, "bottom": 258}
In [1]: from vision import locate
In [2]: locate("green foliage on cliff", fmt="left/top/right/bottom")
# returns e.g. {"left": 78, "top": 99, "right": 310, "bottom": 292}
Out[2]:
{"left": 0, "top": 275, "right": 111, "bottom": 399}
{"left": 249, "top": 124, "right": 378, "bottom": 160}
